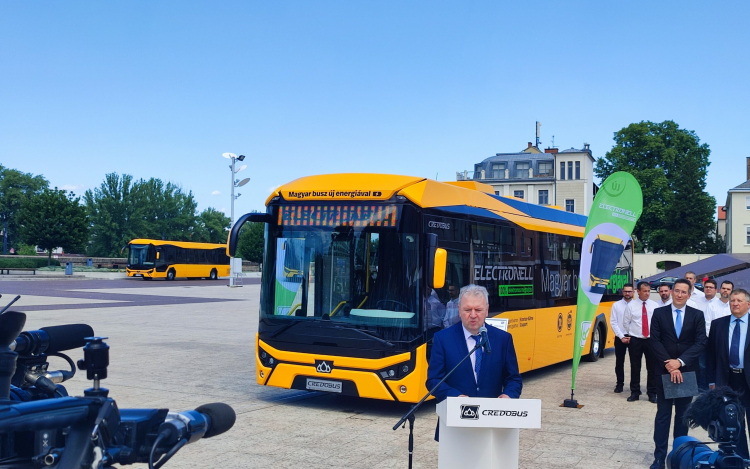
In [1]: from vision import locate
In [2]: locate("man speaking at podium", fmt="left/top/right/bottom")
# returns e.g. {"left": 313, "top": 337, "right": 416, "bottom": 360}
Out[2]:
{"left": 426, "top": 284, "right": 523, "bottom": 414}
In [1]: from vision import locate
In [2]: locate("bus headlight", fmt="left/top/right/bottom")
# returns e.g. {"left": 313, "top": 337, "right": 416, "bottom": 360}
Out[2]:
{"left": 258, "top": 346, "right": 276, "bottom": 368}
{"left": 378, "top": 358, "right": 415, "bottom": 380}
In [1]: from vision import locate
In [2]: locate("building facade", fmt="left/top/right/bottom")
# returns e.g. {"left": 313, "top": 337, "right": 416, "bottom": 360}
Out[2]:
{"left": 457, "top": 142, "right": 596, "bottom": 215}
{"left": 725, "top": 159, "right": 750, "bottom": 253}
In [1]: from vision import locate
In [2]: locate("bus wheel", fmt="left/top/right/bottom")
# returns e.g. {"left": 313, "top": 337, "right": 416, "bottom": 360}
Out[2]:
{"left": 167, "top": 269, "right": 176, "bottom": 281}
{"left": 210, "top": 269, "right": 218, "bottom": 280}
{"left": 584, "top": 324, "right": 602, "bottom": 362}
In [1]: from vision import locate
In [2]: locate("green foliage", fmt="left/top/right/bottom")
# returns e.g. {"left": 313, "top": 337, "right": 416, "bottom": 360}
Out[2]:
{"left": 656, "top": 261, "right": 666, "bottom": 270}
{"left": 0, "top": 257, "right": 60, "bottom": 268}
{"left": 17, "top": 188, "right": 89, "bottom": 264}
{"left": 0, "top": 165, "right": 48, "bottom": 253}
{"left": 196, "top": 208, "right": 231, "bottom": 244}
{"left": 16, "top": 244, "right": 38, "bottom": 256}
{"left": 84, "top": 173, "right": 145, "bottom": 257}
{"left": 84, "top": 173, "right": 200, "bottom": 256}
{"left": 236, "top": 222, "right": 264, "bottom": 263}
{"left": 595, "top": 121, "right": 717, "bottom": 254}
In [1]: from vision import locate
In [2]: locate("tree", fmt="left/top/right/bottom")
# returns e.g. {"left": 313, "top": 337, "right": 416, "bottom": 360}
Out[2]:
{"left": 139, "top": 178, "right": 198, "bottom": 241}
{"left": 84, "top": 173, "right": 146, "bottom": 257}
{"left": 236, "top": 221, "right": 264, "bottom": 263}
{"left": 0, "top": 165, "right": 48, "bottom": 254}
{"left": 17, "top": 188, "right": 88, "bottom": 265}
{"left": 196, "top": 208, "right": 231, "bottom": 244}
{"left": 595, "top": 120, "right": 717, "bottom": 254}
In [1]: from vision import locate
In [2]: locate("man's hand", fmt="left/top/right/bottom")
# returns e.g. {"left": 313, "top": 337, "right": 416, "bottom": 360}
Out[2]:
{"left": 709, "top": 384, "right": 716, "bottom": 390}
{"left": 499, "top": 394, "right": 510, "bottom": 399}
{"left": 665, "top": 359, "right": 681, "bottom": 373}
{"left": 621, "top": 337, "right": 630, "bottom": 344}
{"left": 458, "top": 394, "right": 468, "bottom": 397}
{"left": 670, "top": 370, "right": 683, "bottom": 384}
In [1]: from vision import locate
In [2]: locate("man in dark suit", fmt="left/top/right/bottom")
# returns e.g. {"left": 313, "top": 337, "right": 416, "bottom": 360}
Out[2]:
{"left": 426, "top": 284, "right": 522, "bottom": 439}
{"left": 706, "top": 288, "right": 750, "bottom": 458}
{"left": 649, "top": 278, "right": 706, "bottom": 469}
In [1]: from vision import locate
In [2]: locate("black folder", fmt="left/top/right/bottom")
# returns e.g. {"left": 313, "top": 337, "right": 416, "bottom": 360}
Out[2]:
{"left": 661, "top": 371, "right": 699, "bottom": 399}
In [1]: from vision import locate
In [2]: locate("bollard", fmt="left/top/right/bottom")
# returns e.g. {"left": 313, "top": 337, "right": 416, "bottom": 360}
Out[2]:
{"left": 87, "top": 258, "right": 93, "bottom": 267}
{"left": 65, "top": 262, "right": 73, "bottom": 276}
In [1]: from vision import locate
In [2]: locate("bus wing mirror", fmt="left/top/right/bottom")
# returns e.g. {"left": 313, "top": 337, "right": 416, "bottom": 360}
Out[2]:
{"left": 227, "top": 212, "right": 273, "bottom": 257}
{"left": 433, "top": 248, "right": 447, "bottom": 289}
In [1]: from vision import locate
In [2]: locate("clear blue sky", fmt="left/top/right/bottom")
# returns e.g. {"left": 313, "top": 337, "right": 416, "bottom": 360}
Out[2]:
{"left": 1, "top": 1, "right": 748, "bottom": 219}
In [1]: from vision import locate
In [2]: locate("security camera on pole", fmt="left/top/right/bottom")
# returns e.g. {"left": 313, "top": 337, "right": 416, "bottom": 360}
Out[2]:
{"left": 221, "top": 153, "right": 251, "bottom": 287}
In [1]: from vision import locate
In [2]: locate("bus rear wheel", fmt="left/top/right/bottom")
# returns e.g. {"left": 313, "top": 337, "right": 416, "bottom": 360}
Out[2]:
{"left": 210, "top": 269, "right": 218, "bottom": 280}
{"left": 584, "top": 323, "right": 603, "bottom": 362}
{"left": 167, "top": 269, "right": 176, "bottom": 281}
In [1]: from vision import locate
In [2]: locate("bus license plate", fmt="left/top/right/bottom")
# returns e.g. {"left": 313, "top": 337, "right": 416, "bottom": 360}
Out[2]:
{"left": 306, "top": 378, "right": 342, "bottom": 393}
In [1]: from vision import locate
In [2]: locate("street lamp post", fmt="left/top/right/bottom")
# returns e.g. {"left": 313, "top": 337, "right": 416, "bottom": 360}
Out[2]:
{"left": 222, "top": 152, "right": 251, "bottom": 286}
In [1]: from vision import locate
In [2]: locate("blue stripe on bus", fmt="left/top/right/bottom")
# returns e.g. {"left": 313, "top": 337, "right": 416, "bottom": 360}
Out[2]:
{"left": 431, "top": 205, "right": 508, "bottom": 220}
{"left": 489, "top": 195, "right": 588, "bottom": 227}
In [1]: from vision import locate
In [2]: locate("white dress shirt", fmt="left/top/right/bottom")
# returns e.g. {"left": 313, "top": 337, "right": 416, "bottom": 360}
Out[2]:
{"left": 705, "top": 298, "right": 731, "bottom": 336}
{"left": 462, "top": 325, "right": 481, "bottom": 382}
{"left": 656, "top": 297, "right": 672, "bottom": 307}
{"left": 610, "top": 298, "right": 632, "bottom": 340}
{"left": 623, "top": 298, "right": 659, "bottom": 338}
{"left": 691, "top": 288, "right": 706, "bottom": 303}
{"left": 443, "top": 298, "right": 460, "bottom": 328}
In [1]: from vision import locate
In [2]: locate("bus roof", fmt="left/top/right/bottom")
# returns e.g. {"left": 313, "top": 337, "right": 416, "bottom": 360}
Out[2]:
{"left": 270, "top": 173, "right": 587, "bottom": 237}
{"left": 129, "top": 239, "right": 228, "bottom": 250}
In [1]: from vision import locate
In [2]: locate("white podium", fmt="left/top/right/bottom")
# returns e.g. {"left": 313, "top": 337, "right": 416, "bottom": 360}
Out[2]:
{"left": 436, "top": 397, "right": 541, "bottom": 469}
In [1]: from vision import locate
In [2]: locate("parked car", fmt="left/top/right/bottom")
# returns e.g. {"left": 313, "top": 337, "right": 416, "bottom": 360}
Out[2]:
{"left": 649, "top": 276, "right": 678, "bottom": 291}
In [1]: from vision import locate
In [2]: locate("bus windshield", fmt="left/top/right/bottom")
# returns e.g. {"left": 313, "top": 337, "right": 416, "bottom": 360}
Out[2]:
{"left": 128, "top": 244, "right": 155, "bottom": 267}
{"left": 262, "top": 204, "right": 421, "bottom": 342}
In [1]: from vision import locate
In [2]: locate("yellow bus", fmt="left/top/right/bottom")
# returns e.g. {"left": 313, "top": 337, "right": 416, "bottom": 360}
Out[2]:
{"left": 126, "top": 239, "right": 230, "bottom": 280}
{"left": 228, "top": 174, "right": 633, "bottom": 402}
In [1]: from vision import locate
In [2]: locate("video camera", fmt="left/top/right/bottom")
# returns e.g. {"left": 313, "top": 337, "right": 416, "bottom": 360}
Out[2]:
{"left": 668, "top": 387, "right": 749, "bottom": 469}
{"left": 0, "top": 310, "right": 236, "bottom": 468}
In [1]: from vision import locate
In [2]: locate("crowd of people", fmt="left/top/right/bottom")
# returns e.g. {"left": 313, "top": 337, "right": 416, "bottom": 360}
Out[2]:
{"left": 609, "top": 271, "right": 748, "bottom": 469}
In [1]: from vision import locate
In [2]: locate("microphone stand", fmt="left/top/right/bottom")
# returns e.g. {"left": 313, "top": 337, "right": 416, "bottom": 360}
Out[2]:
{"left": 392, "top": 334, "right": 486, "bottom": 469}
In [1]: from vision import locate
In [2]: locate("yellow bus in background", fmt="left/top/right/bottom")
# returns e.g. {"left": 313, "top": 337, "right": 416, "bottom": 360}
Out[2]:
{"left": 126, "top": 239, "right": 230, "bottom": 280}
{"left": 228, "top": 174, "right": 633, "bottom": 402}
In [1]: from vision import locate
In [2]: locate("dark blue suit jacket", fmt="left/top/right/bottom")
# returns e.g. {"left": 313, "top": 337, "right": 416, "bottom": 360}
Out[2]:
{"left": 426, "top": 322, "right": 523, "bottom": 402}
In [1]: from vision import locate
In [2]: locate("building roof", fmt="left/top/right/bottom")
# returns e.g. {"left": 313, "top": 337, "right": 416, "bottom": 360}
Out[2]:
{"left": 641, "top": 253, "right": 750, "bottom": 284}
{"left": 729, "top": 180, "right": 750, "bottom": 191}
{"left": 480, "top": 152, "right": 554, "bottom": 163}
{"left": 718, "top": 206, "right": 726, "bottom": 220}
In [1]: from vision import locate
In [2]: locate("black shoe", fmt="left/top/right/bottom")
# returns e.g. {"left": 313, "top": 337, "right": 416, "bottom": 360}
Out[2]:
{"left": 649, "top": 460, "right": 665, "bottom": 469}
{"left": 626, "top": 394, "right": 639, "bottom": 402}
{"left": 614, "top": 384, "right": 624, "bottom": 393}
{"left": 649, "top": 395, "right": 657, "bottom": 403}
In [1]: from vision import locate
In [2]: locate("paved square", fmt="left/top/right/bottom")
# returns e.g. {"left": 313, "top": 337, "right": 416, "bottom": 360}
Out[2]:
{"left": 2, "top": 279, "right": 710, "bottom": 468}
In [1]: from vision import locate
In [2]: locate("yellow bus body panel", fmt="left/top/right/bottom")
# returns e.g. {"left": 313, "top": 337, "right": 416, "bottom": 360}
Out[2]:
{"left": 127, "top": 264, "right": 229, "bottom": 279}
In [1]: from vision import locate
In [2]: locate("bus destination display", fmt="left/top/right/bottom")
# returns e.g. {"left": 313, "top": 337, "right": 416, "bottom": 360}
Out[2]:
{"left": 279, "top": 204, "right": 400, "bottom": 227}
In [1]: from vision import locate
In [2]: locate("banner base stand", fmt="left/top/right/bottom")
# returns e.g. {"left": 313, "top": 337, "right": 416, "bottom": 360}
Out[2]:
{"left": 561, "top": 399, "right": 582, "bottom": 409}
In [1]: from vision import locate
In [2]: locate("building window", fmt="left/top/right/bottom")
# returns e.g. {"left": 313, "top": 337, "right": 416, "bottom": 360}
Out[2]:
{"left": 494, "top": 191, "right": 500, "bottom": 196}
{"left": 538, "top": 161, "right": 553, "bottom": 177}
{"left": 514, "top": 190, "right": 525, "bottom": 199}
{"left": 575, "top": 161, "right": 580, "bottom": 180}
{"left": 515, "top": 162, "right": 530, "bottom": 178}
{"left": 560, "top": 162, "right": 566, "bottom": 180}
{"left": 565, "top": 199, "right": 575, "bottom": 213}
{"left": 538, "top": 190, "right": 549, "bottom": 205}
{"left": 746, "top": 226, "right": 750, "bottom": 245}
{"left": 491, "top": 162, "right": 506, "bottom": 179}
{"left": 567, "top": 162, "right": 573, "bottom": 180}
{"left": 746, "top": 196, "right": 750, "bottom": 210}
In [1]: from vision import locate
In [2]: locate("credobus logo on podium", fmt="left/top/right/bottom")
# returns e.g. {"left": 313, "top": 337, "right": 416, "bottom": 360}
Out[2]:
{"left": 460, "top": 405, "right": 480, "bottom": 420}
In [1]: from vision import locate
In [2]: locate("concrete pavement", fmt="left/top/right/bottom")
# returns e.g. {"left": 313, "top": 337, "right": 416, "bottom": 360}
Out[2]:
{"left": 2, "top": 279, "right": 710, "bottom": 468}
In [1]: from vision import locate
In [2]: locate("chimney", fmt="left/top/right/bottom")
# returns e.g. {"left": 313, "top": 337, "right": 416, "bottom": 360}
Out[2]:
{"left": 544, "top": 148, "right": 558, "bottom": 154}
{"left": 584, "top": 143, "right": 590, "bottom": 151}
{"left": 528, "top": 142, "right": 533, "bottom": 148}
{"left": 747, "top": 157, "right": 750, "bottom": 181}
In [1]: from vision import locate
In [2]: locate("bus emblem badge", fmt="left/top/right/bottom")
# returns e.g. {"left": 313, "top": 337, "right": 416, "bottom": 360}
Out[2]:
{"left": 315, "top": 360, "right": 332, "bottom": 373}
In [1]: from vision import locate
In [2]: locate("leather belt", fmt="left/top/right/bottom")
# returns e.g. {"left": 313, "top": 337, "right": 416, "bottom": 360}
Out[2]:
{"left": 731, "top": 368, "right": 744, "bottom": 374}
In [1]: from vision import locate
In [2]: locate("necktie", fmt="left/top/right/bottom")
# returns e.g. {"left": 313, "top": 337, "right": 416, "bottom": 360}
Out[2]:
{"left": 471, "top": 335, "right": 483, "bottom": 378}
{"left": 730, "top": 318, "right": 742, "bottom": 369}
{"left": 675, "top": 309, "right": 682, "bottom": 337}
{"left": 642, "top": 301, "right": 649, "bottom": 338}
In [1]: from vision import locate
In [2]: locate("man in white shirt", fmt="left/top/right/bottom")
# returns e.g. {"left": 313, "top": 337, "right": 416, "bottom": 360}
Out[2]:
{"left": 656, "top": 284, "right": 672, "bottom": 307}
{"left": 705, "top": 280, "right": 733, "bottom": 335}
{"left": 610, "top": 283, "right": 634, "bottom": 393}
{"left": 442, "top": 284, "right": 461, "bottom": 328}
{"left": 622, "top": 281, "right": 659, "bottom": 402}
{"left": 693, "top": 279, "right": 719, "bottom": 390}
{"left": 686, "top": 271, "right": 705, "bottom": 304}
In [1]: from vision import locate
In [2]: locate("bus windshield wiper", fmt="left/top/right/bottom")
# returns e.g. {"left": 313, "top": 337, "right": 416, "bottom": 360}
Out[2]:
{"left": 333, "top": 324, "right": 394, "bottom": 348}
{"left": 269, "top": 317, "right": 324, "bottom": 338}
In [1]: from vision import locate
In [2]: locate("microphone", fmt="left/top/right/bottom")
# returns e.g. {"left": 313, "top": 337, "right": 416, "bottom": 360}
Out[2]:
{"left": 479, "top": 326, "right": 492, "bottom": 354}
{"left": 11, "top": 324, "right": 94, "bottom": 355}
{"left": 158, "top": 403, "right": 236, "bottom": 445}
